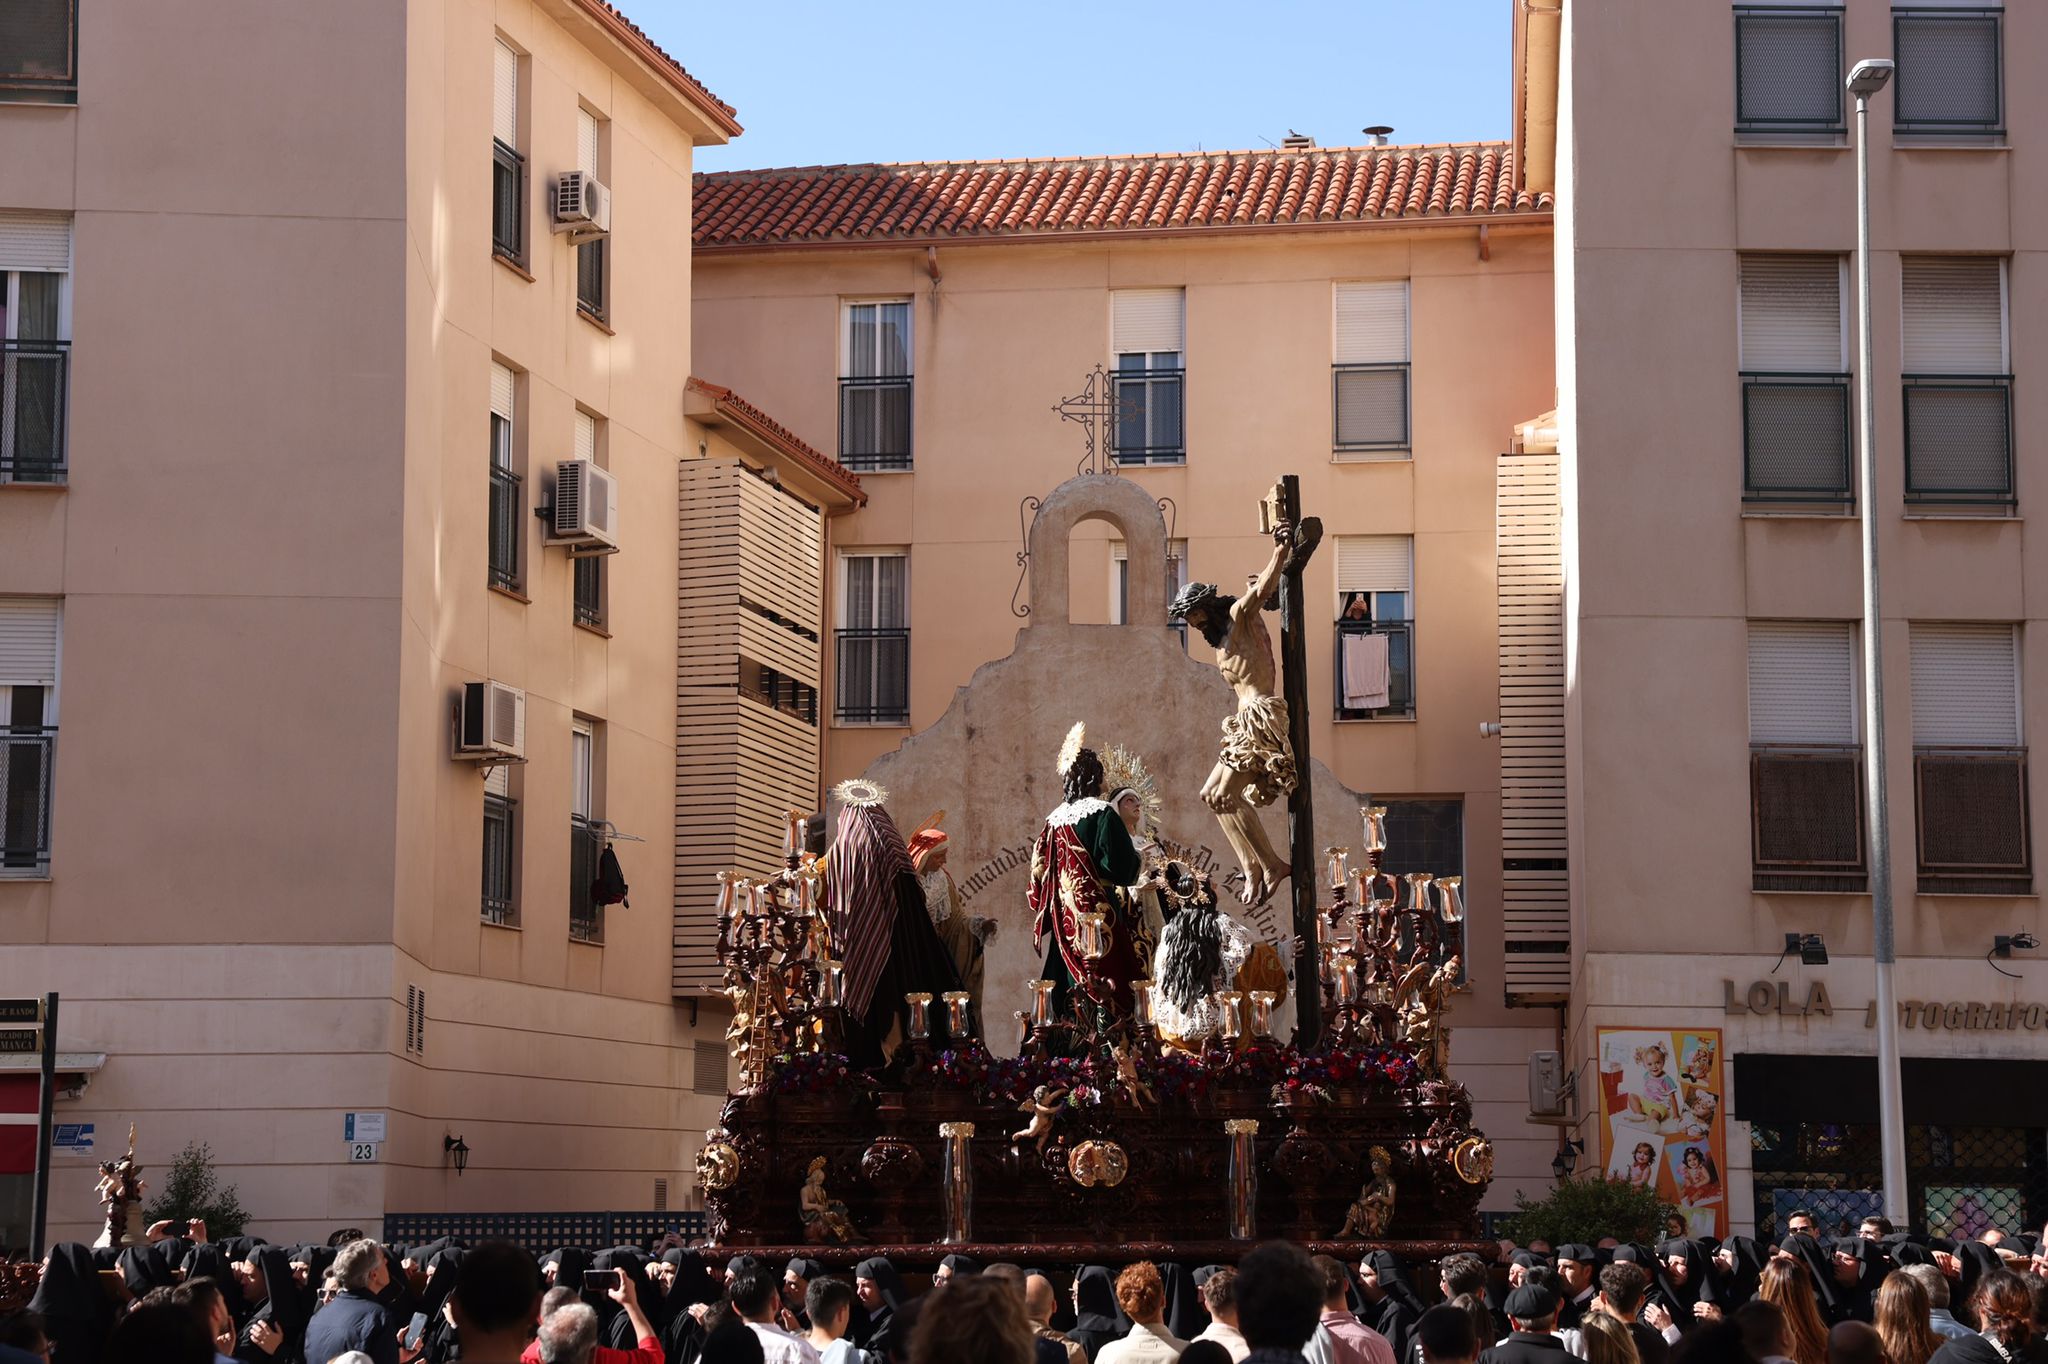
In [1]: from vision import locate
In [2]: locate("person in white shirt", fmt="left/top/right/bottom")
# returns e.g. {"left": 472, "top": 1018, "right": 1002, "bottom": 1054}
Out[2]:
{"left": 1099, "top": 1263, "right": 1187, "bottom": 1364}
{"left": 733, "top": 1268, "right": 824, "bottom": 1364}
{"left": 1195, "top": 1270, "right": 1251, "bottom": 1363}
{"left": 805, "top": 1277, "right": 861, "bottom": 1364}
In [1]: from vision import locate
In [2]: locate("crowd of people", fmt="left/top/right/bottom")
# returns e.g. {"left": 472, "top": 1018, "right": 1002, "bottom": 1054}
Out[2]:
{"left": 3, "top": 1213, "right": 2046, "bottom": 1364}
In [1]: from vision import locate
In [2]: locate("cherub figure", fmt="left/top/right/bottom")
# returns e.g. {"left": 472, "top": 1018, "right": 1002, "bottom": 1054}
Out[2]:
{"left": 1111, "top": 1043, "right": 1154, "bottom": 1110}
{"left": 1011, "top": 1085, "right": 1069, "bottom": 1155}
{"left": 1335, "top": 1145, "right": 1397, "bottom": 1239}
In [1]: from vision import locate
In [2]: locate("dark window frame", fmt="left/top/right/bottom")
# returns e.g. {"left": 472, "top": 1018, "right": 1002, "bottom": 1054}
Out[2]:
{"left": 0, "top": 722, "right": 54, "bottom": 877}
{"left": 573, "top": 554, "right": 604, "bottom": 629}
{"left": 1914, "top": 747, "right": 2031, "bottom": 894}
{"left": 492, "top": 138, "right": 527, "bottom": 266}
{"left": 1892, "top": 8, "right": 2004, "bottom": 137}
{"left": 569, "top": 813, "right": 604, "bottom": 943}
{"left": 1335, "top": 617, "right": 1416, "bottom": 721}
{"left": 1111, "top": 355, "right": 1186, "bottom": 466}
{"left": 1, "top": 337, "right": 69, "bottom": 485}
{"left": 834, "top": 626, "right": 910, "bottom": 725}
{"left": 1901, "top": 373, "right": 2014, "bottom": 506}
{"left": 576, "top": 237, "right": 608, "bottom": 324}
{"left": 1734, "top": 6, "right": 1847, "bottom": 136}
{"left": 482, "top": 790, "right": 518, "bottom": 925}
{"left": 1741, "top": 370, "right": 1854, "bottom": 504}
{"left": 836, "top": 375, "right": 914, "bottom": 472}
{"left": 1332, "top": 361, "right": 1413, "bottom": 452}
{"left": 488, "top": 461, "right": 522, "bottom": 591}
{"left": 0, "top": 0, "right": 78, "bottom": 103}
{"left": 1751, "top": 743, "right": 1869, "bottom": 892}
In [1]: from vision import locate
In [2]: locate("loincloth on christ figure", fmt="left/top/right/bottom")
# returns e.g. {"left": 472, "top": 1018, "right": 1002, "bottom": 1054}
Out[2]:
{"left": 1217, "top": 694, "right": 1297, "bottom": 806}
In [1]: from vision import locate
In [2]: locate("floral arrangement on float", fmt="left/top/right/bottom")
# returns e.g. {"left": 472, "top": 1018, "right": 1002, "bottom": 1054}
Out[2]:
{"left": 904, "top": 1039, "right": 993, "bottom": 1091}
{"left": 764, "top": 1051, "right": 865, "bottom": 1097}
{"left": 986, "top": 1052, "right": 1111, "bottom": 1109}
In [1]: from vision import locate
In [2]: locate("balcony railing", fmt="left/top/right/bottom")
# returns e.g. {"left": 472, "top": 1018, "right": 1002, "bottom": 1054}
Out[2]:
{"left": 2, "top": 339, "right": 68, "bottom": 484}
{"left": 569, "top": 815, "right": 603, "bottom": 942}
{"left": 1111, "top": 366, "right": 1185, "bottom": 465}
{"left": 1903, "top": 374, "right": 2013, "bottom": 506}
{"left": 577, "top": 238, "right": 607, "bottom": 323}
{"left": 0, "top": 1, "right": 79, "bottom": 103}
{"left": 482, "top": 794, "right": 516, "bottom": 925}
{"left": 838, "top": 376, "right": 912, "bottom": 472}
{"left": 492, "top": 139, "right": 526, "bottom": 264}
{"left": 1335, "top": 620, "right": 1414, "bottom": 719}
{"left": 574, "top": 555, "right": 603, "bottom": 628}
{"left": 1333, "top": 362, "right": 1411, "bottom": 452}
{"left": 1893, "top": 9, "right": 2003, "bottom": 137}
{"left": 1916, "top": 749, "right": 2030, "bottom": 894}
{"left": 1742, "top": 372, "right": 1851, "bottom": 504}
{"left": 1752, "top": 745, "right": 1866, "bottom": 892}
{"left": 0, "top": 727, "right": 55, "bottom": 877}
{"left": 835, "top": 627, "right": 909, "bottom": 724}
{"left": 489, "top": 464, "right": 521, "bottom": 590}
{"left": 1733, "top": 8, "right": 1846, "bottom": 136}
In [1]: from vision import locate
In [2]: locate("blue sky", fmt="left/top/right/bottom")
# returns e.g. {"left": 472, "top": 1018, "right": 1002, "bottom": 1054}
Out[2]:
{"left": 639, "top": 1, "right": 1511, "bottom": 172}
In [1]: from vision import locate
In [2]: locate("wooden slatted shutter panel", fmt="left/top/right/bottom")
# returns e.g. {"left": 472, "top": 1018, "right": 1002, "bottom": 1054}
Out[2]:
{"left": 578, "top": 108, "right": 600, "bottom": 178}
{"left": 1333, "top": 282, "right": 1408, "bottom": 363}
{"left": 0, "top": 601, "right": 58, "bottom": 685}
{"left": 1497, "top": 451, "right": 1568, "bottom": 1005}
{"left": 1739, "top": 255, "right": 1842, "bottom": 371}
{"left": 1334, "top": 535, "right": 1412, "bottom": 594}
{"left": 1911, "top": 623, "right": 2018, "bottom": 747}
{"left": 1111, "top": 289, "right": 1183, "bottom": 354}
{"left": 492, "top": 39, "right": 518, "bottom": 147}
{"left": 1902, "top": 257, "right": 2005, "bottom": 373}
{"left": 0, "top": 214, "right": 70, "bottom": 273}
{"left": 574, "top": 411, "right": 596, "bottom": 464}
{"left": 490, "top": 363, "right": 514, "bottom": 424}
{"left": 1748, "top": 622, "right": 1856, "bottom": 745}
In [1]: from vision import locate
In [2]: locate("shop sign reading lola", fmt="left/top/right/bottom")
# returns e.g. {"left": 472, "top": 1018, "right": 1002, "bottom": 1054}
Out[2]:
{"left": 1722, "top": 979, "right": 2048, "bottom": 1032}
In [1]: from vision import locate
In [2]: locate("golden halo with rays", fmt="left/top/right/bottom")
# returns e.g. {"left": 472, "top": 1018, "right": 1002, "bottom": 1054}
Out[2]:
{"left": 832, "top": 777, "right": 889, "bottom": 809}
{"left": 1101, "top": 745, "right": 1162, "bottom": 829}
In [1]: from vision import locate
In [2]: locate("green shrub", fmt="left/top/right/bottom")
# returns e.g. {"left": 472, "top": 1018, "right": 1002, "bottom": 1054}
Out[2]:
{"left": 1498, "top": 1173, "right": 1675, "bottom": 1246}
{"left": 142, "top": 1140, "right": 250, "bottom": 1240}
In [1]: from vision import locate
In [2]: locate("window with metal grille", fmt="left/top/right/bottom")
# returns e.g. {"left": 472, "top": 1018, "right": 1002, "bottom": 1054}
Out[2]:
{"left": 0, "top": 228, "right": 72, "bottom": 485}
{"left": 1749, "top": 621, "right": 1866, "bottom": 890}
{"left": 693, "top": 1040, "right": 728, "bottom": 1096}
{"left": 839, "top": 300, "right": 912, "bottom": 471}
{"left": 1740, "top": 256, "right": 1851, "bottom": 504}
{"left": 836, "top": 552, "right": 908, "bottom": 724}
{"left": 489, "top": 363, "right": 521, "bottom": 590}
{"left": 492, "top": 39, "right": 526, "bottom": 264}
{"left": 576, "top": 108, "right": 608, "bottom": 322}
{"left": 1111, "top": 289, "right": 1185, "bottom": 465}
{"left": 1902, "top": 256, "right": 2011, "bottom": 505}
{"left": 571, "top": 411, "right": 606, "bottom": 627}
{"left": 0, "top": 0, "right": 77, "bottom": 103}
{"left": 1735, "top": 7, "right": 1845, "bottom": 135}
{"left": 1911, "top": 622, "right": 2027, "bottom": 893}
{"left": 1335, "top": 537, "right": 1415, "bottom": 719}
{"left": 1333, "top": 281, "right": 1410, "bottom": 453}
{"left": 0, "top": 600, "right": 57, "bottom": 878}
{"left": 1894, "top": 8, "right": 2002, "bottom": 136}
{"left": 1751, "top": 1121, "right": 2047, "bottom": 1243}
{"left": 483, "top": 763, "right": 518, "bottom": 924}
{"left": 570, "top": 720, "right": 603, "bottom": 942}
{"left": 404, "top": 984, "right": 426, "bottom": 1056}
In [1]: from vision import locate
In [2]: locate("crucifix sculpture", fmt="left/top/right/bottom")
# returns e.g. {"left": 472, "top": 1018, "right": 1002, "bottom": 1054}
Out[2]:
{"left": 1169, "top": 476, "right": 1324, "bottom": 1040}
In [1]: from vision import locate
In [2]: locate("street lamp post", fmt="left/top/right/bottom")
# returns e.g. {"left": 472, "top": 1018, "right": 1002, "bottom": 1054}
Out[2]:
{"left": 1848, "top": 55, "right": 1909, "bottom": 1226}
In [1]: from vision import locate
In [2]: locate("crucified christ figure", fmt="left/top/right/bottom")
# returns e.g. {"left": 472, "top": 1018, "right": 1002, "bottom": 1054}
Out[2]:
{"left": 1171, "top": 520, "right": 1303, "bottom": 906}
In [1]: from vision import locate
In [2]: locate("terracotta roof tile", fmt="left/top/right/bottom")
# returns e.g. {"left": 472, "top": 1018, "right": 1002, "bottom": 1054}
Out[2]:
{"left": 685, "top": 378, "right": 865, "bottom": 506}
{"left": 568, "top": 0, "right": 740, "bottom": 137}
{"left": 693, "top": 142, "right": 1550, "bottom": 249}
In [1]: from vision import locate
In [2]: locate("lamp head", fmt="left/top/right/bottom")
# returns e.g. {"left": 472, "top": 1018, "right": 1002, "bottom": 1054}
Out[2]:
{"left": 1848, "top": 58, "right": 1895, "bottom": 97}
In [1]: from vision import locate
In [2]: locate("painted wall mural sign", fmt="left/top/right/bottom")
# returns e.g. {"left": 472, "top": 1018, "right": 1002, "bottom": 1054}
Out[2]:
{"left": 1721, "top": 979, "right": 2048, "bottom": 1032}
{"left": 1597, "top": 1025, "right": 1728, "bottom": 1240}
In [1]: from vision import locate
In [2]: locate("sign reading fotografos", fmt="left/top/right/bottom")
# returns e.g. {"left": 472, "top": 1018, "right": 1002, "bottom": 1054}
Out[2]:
{"left": 1722, "top": 979, "right": 2048, "bottom": 1032}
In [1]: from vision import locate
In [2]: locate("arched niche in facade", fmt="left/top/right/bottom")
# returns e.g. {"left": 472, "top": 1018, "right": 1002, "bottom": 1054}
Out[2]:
{"left": 1024, "top": 474, "right": 1169, "bottom": 629}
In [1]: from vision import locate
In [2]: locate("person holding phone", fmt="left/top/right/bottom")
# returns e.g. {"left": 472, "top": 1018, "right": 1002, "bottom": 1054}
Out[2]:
{"left": 522, "top": 1268, "right": 663, "bottom": 1364}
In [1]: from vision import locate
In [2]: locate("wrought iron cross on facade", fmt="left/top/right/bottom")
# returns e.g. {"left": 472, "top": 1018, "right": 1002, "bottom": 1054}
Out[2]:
{"left": 1053, "top": 364, "right": 1120, "bottom": 478}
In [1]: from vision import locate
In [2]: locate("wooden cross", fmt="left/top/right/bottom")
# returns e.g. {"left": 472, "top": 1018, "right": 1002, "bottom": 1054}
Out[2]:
{"left": 1263, "top": 476, "right": 1326, "bottom": 1042}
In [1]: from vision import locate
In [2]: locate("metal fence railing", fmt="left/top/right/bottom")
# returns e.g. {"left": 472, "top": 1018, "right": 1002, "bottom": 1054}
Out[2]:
{"left": 1916, "top": 749, "right": 2030, "bottom": 894}
{"left": 569, "top": 816, "right": 603, "bottom": 942}
{"left": 1903, "top": 374, "right": 2013, "bottom": 506}
{"left": 0, "top": 1, "right": 78, "bottom": 101}
{"left": 574, "top": 556, "right": 603, "bottom": 629}
{"left": 492, "top": 140, "right": 526, "bottom": 264}
{"left": 1, "top": 728, "right": 55, "bottom": 877}
{"left": 1111, "top": 365, "right": 1185, "bottom": 465}
{"left": 1742, "top": 372, "right": 1851, "bottom": 504}
{"left": 483, "top": 794, "right": 516, "bottom": 925}
{"left": 1751, "top": 1121, "right": 2047, "bottom": 1242}
{"left": 835, "top": 628, "right": 909, "bottom": 724}
{"left": 1333, "top": 362, "right": 1411, "bottom": 452}
{"left": 838, "top": 376, "right": 912, "bottom": 472}
{"left": 489, "top": 465, "right": 522, "bottom": 591}
{"left": 1752, "top": 745, "right": 1866, "bottom": 892}
{"left": 2, "top": 340, "right": 68, "bottom": 485}
{"left": 1335, "top": 620, "right": 1414, "bottom": 719}
{"left": 381, "top": 1210, "right": 708, "bottom": 1255}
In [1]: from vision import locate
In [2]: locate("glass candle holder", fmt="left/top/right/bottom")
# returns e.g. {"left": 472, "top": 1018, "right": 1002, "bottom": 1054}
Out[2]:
{"left": 938, "top": 1122, "right": 975, "bottom": 1244}
{"left": 1403, "top": 872, "right": 1435, "bottom": 915}
{"left": 715, "top": 871, "right": 737, "bottom": 923}
{"left": 1131, "top": 980, "right": 1155, "bottom": 1030}
{"left": 905, "top": 992, "right": 933, "bottom": 1040}
{"left": 819, "top": 960, "right": 844, "bottom": 1009}
{"left": 1325, "top": 847, "right": 1350, "bottom": 891}
{"left": 1362, "top": 805, "right": 1389, "bottom": 853}
{"left": 1027, "top": 979, "right": 1055, "bottom": 1028}
{"left": 1225, "top": 1118, "right": 1260, "bottom": 1240}
{"left": 1435, "top": 875, "right": 1466, "bottom": 925}
{"left": 1077, "top": 912, "right": 1108, "bottom": 960}
{"left": 1331, "top": 953, "right": 1359, "bottom": 1006}
{"left": 1245, "top": 990, "right": 1276, "bottom": 1038}
{"left": 942, "top": 990, "right": 972, "bottom": 1038}
{"left": 1215, "top": 990, "right": 1244, "bottom": 1040}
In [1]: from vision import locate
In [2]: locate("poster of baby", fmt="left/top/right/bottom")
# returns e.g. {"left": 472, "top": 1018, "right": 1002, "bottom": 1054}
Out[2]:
{"left": 1597, "top": 1027, "right": 1728, "bottom": 1238}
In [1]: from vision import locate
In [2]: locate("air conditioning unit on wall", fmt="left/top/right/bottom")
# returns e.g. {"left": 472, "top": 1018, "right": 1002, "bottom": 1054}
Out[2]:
{"left": 455, "top": 680, "right": 525, "bottom": 760}
{"left": 553, "top": 172, "right": 611, "bottom": 236}
{"left": 548, "top": 459, "right": 619, "bottom": 555}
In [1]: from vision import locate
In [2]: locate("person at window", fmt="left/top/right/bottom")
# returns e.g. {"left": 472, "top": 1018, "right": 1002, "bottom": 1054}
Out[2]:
{"left": 1341, "top": 593, "right": 1372, "bottom": 623}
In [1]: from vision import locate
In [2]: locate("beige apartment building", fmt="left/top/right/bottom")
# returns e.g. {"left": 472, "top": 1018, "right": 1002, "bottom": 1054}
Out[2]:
{"left": 1539, "top": 0, "right": 2048, "bottom": 1233}
{"left": 692, "top": 142, "right": 1567, "bottom": 1212}
{"left": 0, "top": 0, "right": 853, "bottom": 1245}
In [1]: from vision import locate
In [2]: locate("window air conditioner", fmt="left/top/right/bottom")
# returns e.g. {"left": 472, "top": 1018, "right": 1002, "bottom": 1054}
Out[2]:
{"left": 548, "top": 459, "right": 619, "bottom": 554}
{"left": 552, "top": 172, "right": 611, "bottom": 236}
{"left": 456, "top": 680, "right": 526, "bottom": 760}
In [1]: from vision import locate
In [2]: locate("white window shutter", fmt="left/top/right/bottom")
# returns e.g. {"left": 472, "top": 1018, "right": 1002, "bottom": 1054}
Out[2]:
{"left": 493, "top": 39, "right": 519, "bottom": 147}
{"left": 1748, "top": 621, "right": 1857, "bottom": 745}
{"left": 1911, "top": 623, "right": 2019, "bottom": 747}
{"left": 1902, "top": 257, "right": 2005, "bottom": 374}
{"left": 1335, "top": 536, "right": 1413, "bottom": 594}
{"left": 578, "top": 109, "right": 600, "bottom": 178}
{"left": 1739, "top": 256, "right": 1843, "bottom": 371}
{"left": 490, "top": 363, "right": 514, "bottom": 422}
{"left": 1334, "top": 281, "right": 1409, "bottom": 364}
{"left": 0, "top": 600, "right": 59, "bottom": 685}
{"left": 574, "top": 411, "right": 596, "bottom": 463}
{"left": 484, "top": 763, "right": 511, "bottom": 798}
{"left": 0, "top": 214, "right": 71, "bottom": 273}
{"left": 1112, "top": 289, "right": 1184, "bottom": 354}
